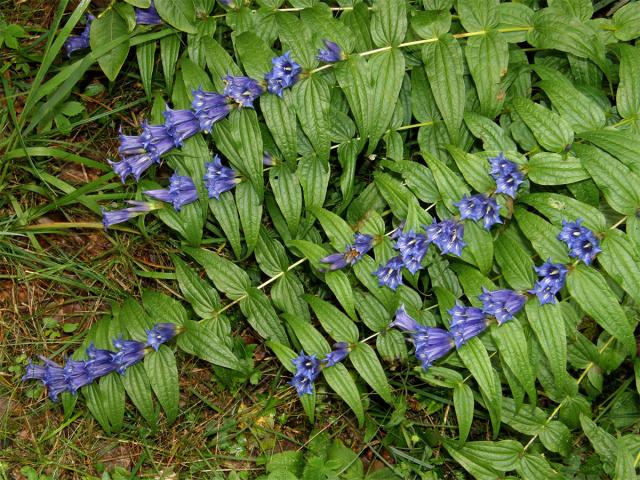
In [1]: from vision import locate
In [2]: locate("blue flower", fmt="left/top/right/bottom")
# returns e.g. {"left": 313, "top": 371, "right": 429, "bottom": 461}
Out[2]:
{"left": 191, "top": 88, "right": 233, "bottom": 132}
{"left": 289, "top": 372, "right": 314, "bottom": 396}
{"left": 489, "top": 152, "right": 524, "bottom": 198}
{"left": 373, "top": 256, "right": 404, "bottom": 290}
{"left": 112, "top": 338, "right": 146, "bottom": 374}
{"left": 448, "top": 305, "right": 488, "bottom": 348}
{"left": 317, "top": 40, "right": 344, "bottom": 63}
{"left": 63, "top": 360, "right": 92, "bottom": 394}
{"left": 109, "top": 151, "right": 156, "bottom": 182}
{"left": 141, "top": 122, "right": 175, "bottom": 162}
{"left": 323, "top": 342, "right": 350, "bottom": 367}
{"left": 262, "top": 152, "right": 276, "bottom": 166}
{"left": 204, "top": 155, "right": 240, "bottom": 199}
{"left": 558, "top": 219, "right": 601, "bottom": 265}
{"left": 135, "top": 0, "right": 163, "bottom": 25}
{"left": 320, "top": 233, "right": 373, "bottom": 271}
{"left": 390, "top": 305, "right": 420, "bottom": 332}
{"left": 394, "top": 229, "right": 429, "bottom": 274}
{"left": 118, "top": 130, "right": 147, "bottom": 158}
{"left": 85, "top": 344, "right": 118, "bottom": 380}
{"left": 223, "top": 75, "right": 264, "bottom": 108}
{"left": 101, "top": 201, "right": 157, "bottom": 230}
{"left": 413, "top": 326, "right": 455, "bottom": 371}
{"left": 63, "top": 14, "right": 93, "bottom": 57}
{"left": 478, "top": 288, "right": 526, "bottom": 324}
{"left": 455, "top": 194, "right": 502, "bottom": 230}
{"left": 292, "top": 351, "right": 321, "bottom": 380}
{"left": 145, "top": 323, "right": 177, "bottom": 351}
{"left": 22, "top": 360, "right": 47, "bottom": 382}
{"left": 425, "top": 219, "right": 466, "bottom": 256}
{"left": 265, "top": 52, "right": 302, "bottom": 96}
{"left": 144, "top": 173, "right": 199, "bottom": 211}
{"left": 43, "top": 362, "right": 69, "bottom": 401}
{"left": 163, "top": 107, "right": 201, "bottom": 147}
{"left": 529, "top": 260, "right": 568, "bottom": 305}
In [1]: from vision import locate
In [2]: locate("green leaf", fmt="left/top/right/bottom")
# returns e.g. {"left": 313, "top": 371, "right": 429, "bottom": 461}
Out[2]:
{"left": 580, "top": 414, "right": 617, "bottom": 471}
{"left": 511, "top": 97, "right": 573, "bottom": 152}
{"left": 599, "top": 230, "right": 640, "bottom": 306}
{"left": 460, "top": 221, "right": 494, "bottom": 275}
{"left": 90, "top": 9, "right": 130, "bottom": 82}
{"left": 453, "top": 382, "right": 474, "bottom": 444}
{"left": 294, "top": 76, "right": 331, "bottom": 164}
{"left": 154, "top": 0, "right": 197, "bottom": 33}
{"left": 136, "top": 41, "right": 156, "bottom": 99}
{"left": 497, "top": 3, "right": 534, "bottom": 43}
{"left": 575, "top": 144, "right": 640, "bottom": 215}
{"left": 311, "top": 207, "right": 354, "bottom": 250}
{"left": 306, "top": 296, "right": 358, "bottom": 343}
{"left": 208, "top": 192, "right": 242, "bottom": 259}
{"left": 322, "top": 364, "right": 365, "bottom": 426}
{"left": 457, "top": 0, "right": 498, "bottom": 31}
{"left": 367, "top": 49, "right": 405, "bottom": 153}
{"left": 613, "top": 3, "right": 640, "bottom": 41}
{"left": 261, "top": 94, "right": 298, "bottom": 163}
{"left": 578, "top": 129, "right": 640, "bottom": 175}
{"left": 614, "top": 438, "right": 635, "bottom": 480}
{"left": 518, "top": 192, "right": 607, "bottom": 232}
{"left": 527, "top": 10, "right": 606, "bottom": 72}
{"left": 145, "top": 345, "right": 179, "bottom": 423}
{"left": 526, "top": 153, "right": 589, "bottom": 185}
{"left": 173, "top": 256, "right": 221, "bottom": 319}
{"left": 525, "top": 300, "right": 568, "bottom": 388}
{"left": 617, "top": 45, "right": 640, "bottom": 121}
{"left": 447, "top": 145, "right": 493, "bottom": 193}
{"left": 177, "top": 319, "right": 241, "bottom": 370}
{"left": 160, "top": 34, "right": 180, "bottom": 93}
{"left": 376, "top": 329, "right": 408, "bottom": 361}
{"left": 298, "top": 155, "right": 330, "bottom": 212}
{"left": 370, "top": 0, "right": 407, "bottom": 47}
{"left": 121, "top": 363, "right": 157, "bottom": 425}
{"left": 267, "top": 340, "right": 297, "bottom": 374}
{"left": 325, "top": 271, "right": 356, "bottom": 320}
{"left": 494, "top": 233, "right": 536, "bottom": 290}
{"left": 451, "top": 440, "right": 522, "bottom": 472}
{"left": 424, "top": 152, "right": 469, "bottom": 212}
{"left": 516, "top": 454, "right": 562, "bottom": 479}
{"left": 374, "top": 171, "right": 412, "bottom": 219}
{"left": 492, "top": 321, "right": 537, "bottom": 403}
{"left": 256, "top": 230, "right": 289, "bottom": 277}
{"left": 184, "top": 247, "right": 251, "bottom": 299}
{"left": 240, "top": 288, "right": 289, "bottom": 345}
{"left": 443, "top": 441, "right": 503, "bottom": 479}
{"left": 283, "top": 312, "right": 330, "bottom": 355}
{"left": 349, "top": 342, "right": 393, "bottom": 403}
{"left": 120, "top": 297, "right": 153, "bottom": 341}
{"left": 234, "top": 31, "right": 273, "bottom": 79}
{"left": 99, "top": 374, "right": 125, "bottom": 433}
{"left": 566, "top": 265, "right": 636, "bottom": 357}
{"left": 464, "top": 112, "right": 517, "bottom": 151}
{"left": 539, "top": 420, "right": 571, "bottom": 456}
{"left": 534, "top": 65, "right": 605, "bottom": 132}
{"left": 514, "top": 207, "right": 569, "bottom": 263}
{"left": 141, "top": 290, "right": 188, "bottom": 326}
{"left": 465, "top": 31, "right": 508, "bottom": 118}
{"left": 423, "top": 34, "right": 465, "bottom": 143}
{"left": 236, "top": 182, "right": 262, "bottom": 256}
{"left": 458, "top": 337, "right": 501, "bottom": 435}
{"left": 336, "top": 56, "right": 371, "bottom": 140}
{"left": 270, "top": 165, "right": 302, "bottom": 235}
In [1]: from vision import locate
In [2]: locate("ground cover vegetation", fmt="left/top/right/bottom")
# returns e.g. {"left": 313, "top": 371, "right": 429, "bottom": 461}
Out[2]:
{"left": 2, "top": 0, "right": 640, "bottom": 478}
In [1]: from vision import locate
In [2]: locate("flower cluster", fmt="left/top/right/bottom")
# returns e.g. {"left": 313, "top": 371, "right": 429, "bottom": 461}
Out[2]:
{"left": 23, "top": 324, "right": 177, "bottom": 401}
{"left": 489, "top": 152, "right": 524, "bottom": 198}
{"left": 290, "top": 343, "right": 350, "bottom": 397}
{"left": 103, "top": 50, "right": 307, "bottom": 227}
{"left": 63, "top": 14, "right": 94, "bottom": 57}
{"left": 558, "top": 219, "right": 601, "bottom": 265}
{"left": 455, "top": 194, "right": 502, "bottom": 230}
{"left": 529, "top": 260, "right": 568, "bottom": 305}
{"left": 392, "top": 286, "right": 528, "bottom": 371}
